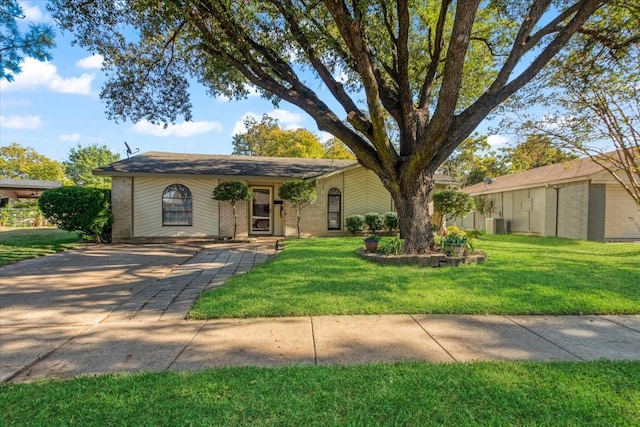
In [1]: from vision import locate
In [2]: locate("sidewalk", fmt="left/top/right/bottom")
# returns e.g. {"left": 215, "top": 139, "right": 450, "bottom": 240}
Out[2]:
{"left": 1, "top": 243, "right": 639, "bottom": 383}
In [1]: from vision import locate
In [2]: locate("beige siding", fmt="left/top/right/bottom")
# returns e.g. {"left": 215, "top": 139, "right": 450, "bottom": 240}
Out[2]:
{"left": 343, "top": 168, "right": 393, "bottom": 216}
{"left": 133, "top": 177, "right": 219, "bottom": 237}
{"left": 605, "top": 185, "right": 640, "bottom": 240}
{"left": 529, "top": 187, "right": 546, "bottom": 234}
{"left": 556, "top": 181, "right": 589, "bottom": 240}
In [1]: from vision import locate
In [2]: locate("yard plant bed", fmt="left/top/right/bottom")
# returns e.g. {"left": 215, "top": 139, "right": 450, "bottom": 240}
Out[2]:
{"left": 2, "top": 361, "right": 638, "bottom": 426}
{"left": 190, "top": 235, "right": 640, "bottom": 318}
{"left": 356, "top": 247, "right": 487, "bottom": 266}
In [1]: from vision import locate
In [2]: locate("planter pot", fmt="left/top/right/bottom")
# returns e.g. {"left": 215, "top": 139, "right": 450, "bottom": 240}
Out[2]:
{"left": 444, "top": 243, "right": 465, "bottom": 257}
{"left": 364, "top": 240, "right": 379, "bottom": 253}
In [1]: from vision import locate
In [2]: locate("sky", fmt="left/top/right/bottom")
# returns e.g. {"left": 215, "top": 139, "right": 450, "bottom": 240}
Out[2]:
{"left": 1, "top": 1, "right": 508, "bottom": 164}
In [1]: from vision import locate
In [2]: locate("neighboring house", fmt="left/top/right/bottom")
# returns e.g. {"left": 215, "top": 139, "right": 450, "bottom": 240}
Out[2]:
{"left": 460, "top": 155, "right": 640, "bottom": 241}
{"left": 0, "top": 179, "right": 62, "bottom": 207}
{"left": 93, "top": 151, "right": 458, "bottom": 242}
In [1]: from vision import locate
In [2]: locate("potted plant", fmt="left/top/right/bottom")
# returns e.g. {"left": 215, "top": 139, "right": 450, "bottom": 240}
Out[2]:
{"left": 440, "top": 225, "right": 468, "bottom": 256}
{"left": 364, "top": 233, "right": 380, "bottom": 253}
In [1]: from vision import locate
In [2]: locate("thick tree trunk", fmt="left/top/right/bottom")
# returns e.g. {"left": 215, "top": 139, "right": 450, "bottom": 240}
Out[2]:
{"left": 388, "top": 172, "right": 437, "bottom": 254}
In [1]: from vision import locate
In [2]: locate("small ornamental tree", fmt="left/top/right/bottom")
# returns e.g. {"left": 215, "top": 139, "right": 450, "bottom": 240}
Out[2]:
{"left": 38, "top": 186, "right": 113, "bottom": 243}
{"left": 212, "top": 181, "right": 252, "bottom": 239}
{"left": 433, "top": 190, "right": 475, "bottom": 229}
{"left": 278, "top": 180, "right": 317, "bottom": 238}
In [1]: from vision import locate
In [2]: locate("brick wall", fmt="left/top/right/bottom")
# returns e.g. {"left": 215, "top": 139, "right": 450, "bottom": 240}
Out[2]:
{"left": 293, "top": 174, "right": 345, "bottom": 237}
{"left": 111, "top": 176, "right": 133, "bottom": 242}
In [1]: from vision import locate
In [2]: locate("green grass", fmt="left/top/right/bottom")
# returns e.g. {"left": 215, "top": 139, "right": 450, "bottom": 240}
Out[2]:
{"left": 190, "top": 234, "right": 640, "bottom": 318}
{"left": 0, "top": 227, "right": 81, "bottom": 266}
{"left": 1, "top": 361, "right": 638, "bottom": 426}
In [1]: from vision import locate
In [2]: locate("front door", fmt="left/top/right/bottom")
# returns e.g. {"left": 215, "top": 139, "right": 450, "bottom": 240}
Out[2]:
{"left": 250, "top": 187, "right": 272, "bottom": 234}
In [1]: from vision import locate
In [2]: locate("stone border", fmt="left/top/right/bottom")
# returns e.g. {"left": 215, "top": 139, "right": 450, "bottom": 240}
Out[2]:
{"left": 356, "top": 248, "right": 487, "bottom": 267}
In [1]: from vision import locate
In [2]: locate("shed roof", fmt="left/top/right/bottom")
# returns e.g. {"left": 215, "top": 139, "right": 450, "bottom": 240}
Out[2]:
{"left": 462, "top": 155, "right": 605, "bottom": 195}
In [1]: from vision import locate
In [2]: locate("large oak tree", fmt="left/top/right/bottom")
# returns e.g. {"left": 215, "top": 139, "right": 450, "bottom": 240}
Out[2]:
{"left": 49, "top": 0, "right": 606, "bottom": 253}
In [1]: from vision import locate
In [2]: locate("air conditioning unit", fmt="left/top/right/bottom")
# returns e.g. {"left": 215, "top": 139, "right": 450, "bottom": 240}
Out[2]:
{"left": 485, "top": 218, "right": 505, "bottom": 234}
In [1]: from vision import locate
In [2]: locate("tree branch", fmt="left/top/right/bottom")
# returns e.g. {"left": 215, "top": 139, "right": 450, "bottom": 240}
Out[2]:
{"left": 418, "top": 0, "right": 451, "bottom": 109}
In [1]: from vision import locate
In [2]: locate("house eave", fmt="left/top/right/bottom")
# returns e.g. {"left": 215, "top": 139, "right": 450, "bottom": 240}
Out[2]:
{"left": 464, "top": 177, "right": 595, "bottom": 196}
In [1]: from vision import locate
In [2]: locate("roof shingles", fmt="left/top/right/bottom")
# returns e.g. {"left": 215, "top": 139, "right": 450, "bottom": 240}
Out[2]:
{"left": 94, "top": 151, "right": 357, "bottom": 179}
{"left": 463, "top": 155, "right": 605, "bottom": 195}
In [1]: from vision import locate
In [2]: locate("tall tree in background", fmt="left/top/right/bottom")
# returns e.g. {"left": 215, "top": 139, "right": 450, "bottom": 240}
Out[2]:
{"left": 501, "top": 3, "right": 640, "bottom": 206}
{"left": 232, "top": 115, "right": 354, "bottom": 159}
{"left": 0, "top": 0, "right": 55, "bottom": 81}
{"left": 502, "top": 134, "right": 577, "bottom": 173}
{"left": 439, "top": 135, "right": 507, "bottom": 187}
{"left": 64, "top": 144, "right": 120, "bottom": 188}
{"left": 50, "top": 0, "right": 607, "bottom": 253}
{"left": 0, "top": 142, "right": 66, "bottom": 182}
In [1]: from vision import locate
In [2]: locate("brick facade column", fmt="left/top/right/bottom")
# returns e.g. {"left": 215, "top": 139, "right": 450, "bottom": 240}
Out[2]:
{"left": 111, "top": 176, "right": 133, "bottom": 242}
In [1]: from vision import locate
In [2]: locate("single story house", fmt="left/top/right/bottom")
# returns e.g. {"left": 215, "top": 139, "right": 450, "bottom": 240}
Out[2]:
{"left": 0, "top": 179, "right": 62, "bottom": 207}
{"left": 94, "top": 151, "right": 458, "bottom": 242}
{"left": 460, "top": 154, "right": 640, "bottom": 241}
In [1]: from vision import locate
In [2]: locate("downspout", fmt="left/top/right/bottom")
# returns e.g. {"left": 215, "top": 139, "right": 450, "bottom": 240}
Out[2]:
{"left": 554, "top": 186, "right": 559, "bottom": 237}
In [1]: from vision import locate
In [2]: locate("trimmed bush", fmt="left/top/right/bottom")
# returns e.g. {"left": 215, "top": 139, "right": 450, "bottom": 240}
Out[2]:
{"left": 278, "top": 180, "right": 317, "bottom": 238}
{"left": 39, "top": 186, "right": 113, "bottom": 243}
{"left": 212, "top": 181, "right": 252, "bottom": 239}
{"left": 345, "top": 215, "right": 365, "bottom": 234}
{"left": 383, "top": 211, "right": 398, "bottom": 233}
{"left": 364, "top": 212, "right": 384, "bottom": 234}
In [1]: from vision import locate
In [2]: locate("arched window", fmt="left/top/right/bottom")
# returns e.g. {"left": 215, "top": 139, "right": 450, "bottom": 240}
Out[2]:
{"left": 327, "top": 188, "right": 341, "bottom": 230}
{"left": 162, "top": 184, "right": 192, "bottom": 226}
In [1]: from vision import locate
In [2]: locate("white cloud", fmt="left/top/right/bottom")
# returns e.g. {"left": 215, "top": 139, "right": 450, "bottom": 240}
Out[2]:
{"left": 132, "top": 120, "right": 223, "bottom": 137}
{"left": 231, "top": 109, "right": 304, "bottom": 136}
{"left": 59, "top": 133, "right": 81, "bottom": 142}
{"left": 20, "top": 1, "right": 46, "bottom": 22}
{"left": 0, "top": 115, "right": 42, "bottom": 129}
{"left": 268, "top": 109, "right": 303, "bottom": 124}
{"left": 0, "top": 58, "right": 96, "bottom": 95}
{"left": 76, "top": 55, "right": 104, "bottom": 70}
{"left": 317, "top": 131, "right": 333, "bottom": 143}
{"left": 487, "top": 134, "right": 509, "bottom": 147}
{"left": 231, "top": 112, "right": 260, "bottom": 136}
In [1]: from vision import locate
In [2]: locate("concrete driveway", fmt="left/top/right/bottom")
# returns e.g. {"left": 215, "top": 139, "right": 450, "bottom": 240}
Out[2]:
{"left": 1, "top": 242, "right": 639, "bottom": 383}
{"left": 0, "top": 242, "right": 274, "bottom": 382}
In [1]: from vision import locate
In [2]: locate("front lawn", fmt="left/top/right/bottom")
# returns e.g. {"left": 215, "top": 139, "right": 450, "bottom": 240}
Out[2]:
{"left": 0, "top": 227, "right": 81, "bottom": 267}
{"left": 2, "top": 361, "right": 638, "bottom": 426}
{"left": 190, "top": 234, "right": 640, "bottom": 318}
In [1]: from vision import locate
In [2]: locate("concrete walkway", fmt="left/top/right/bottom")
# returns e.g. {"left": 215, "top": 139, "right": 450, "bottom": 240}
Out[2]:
{"left": 1, "top": 243, "right": 639, "bottom": 383}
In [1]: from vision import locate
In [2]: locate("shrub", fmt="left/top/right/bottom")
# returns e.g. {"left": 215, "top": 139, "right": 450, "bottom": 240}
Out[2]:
{"left": 345, "top": 215, "right": 365, "bottom": 234}
{"left": 39, "top": 186, "right": 113, "bottom": 243}
{"left": 383, "top": 211, "right": 398, "bottom": 233}
{"left": 364, "top": 212, "right": 384, "bottom": 233}
{"left": 378, "top": 237, "right": 404, "bottom": 255}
